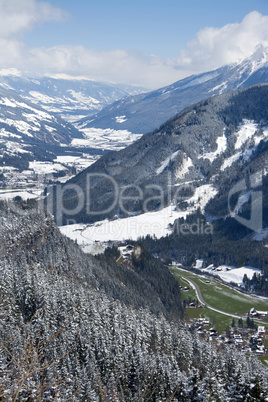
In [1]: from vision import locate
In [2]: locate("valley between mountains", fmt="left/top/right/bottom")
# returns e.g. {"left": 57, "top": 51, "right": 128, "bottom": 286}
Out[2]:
{"left": 1, "top": 49, "right": 268, "bottom": 399}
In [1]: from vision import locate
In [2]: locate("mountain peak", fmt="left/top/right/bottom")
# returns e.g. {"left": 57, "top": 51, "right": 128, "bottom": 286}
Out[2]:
{"left": 249, "top": 44, "right": 268, "bottom": 61}
{"left": 80, "top": 51, "right": 268, "bottom": 134}
{"left": 238, "top": 44, "right": 268, "bottom": 72}
{"left": 52, "top": 84, "right": 268, "bottom": 226}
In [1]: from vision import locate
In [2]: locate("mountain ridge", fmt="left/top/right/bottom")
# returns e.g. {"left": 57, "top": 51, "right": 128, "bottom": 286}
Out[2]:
{"left": 0, "top": 88, "right": 84, "bottom": 170}
{"left": 0, "top": 74, "right": 146, "bottom": 123}
{"left": 48, "top": 84, "right": 268, "bottom": 229}
{"left": 78, "top": 47, "right": 268, "bottom": 134}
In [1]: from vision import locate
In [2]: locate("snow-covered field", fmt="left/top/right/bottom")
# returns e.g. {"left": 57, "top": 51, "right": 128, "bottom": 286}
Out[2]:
{"left": 72, "top": 126, "right": 143, "bottom": 151}
{"left": 55, "top": 154, "right": 99, "bottom": 171}
{"left": 29, "top": 155, "right": 98, "bottom": 176}
{"left": 60, "top": 204, "right": 188, "bottom": 254}
{"left": 29, "top": 161, "right": 67, "bottom": 175}
{"left": 198, "top": 263, "right": 262, "bottom": 286}
{"left": 1, "top": 152, "right": 100, "bottom": 191}
{"left": 60, "top": 184, "right": 217, "bottom": 254}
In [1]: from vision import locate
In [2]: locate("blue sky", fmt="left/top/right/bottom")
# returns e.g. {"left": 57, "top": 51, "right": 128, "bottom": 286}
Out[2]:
{"left": 0, "top": 0, "right": 268, "bottom": 88}
{"left": 24, "top": 0, "right": 268, "bottom": 57}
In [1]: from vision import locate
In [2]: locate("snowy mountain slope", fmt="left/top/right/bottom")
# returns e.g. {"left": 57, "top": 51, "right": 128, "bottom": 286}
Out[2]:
{"left": 0, "top": 88, "right": 83, "bottom": 144}
{"left": 1, "top": 201, "right": 267, "bottom": 400}
{"left": 0, "top": 88, "right": 84, "bottom": 170}
{"left": 0, "top": 75, "right": 146, "bottom": 171}
{"left": 0, "top": 74, "right": 146, "bottom": 122}
{"left": 60, "top": 186, "right": 216, "bottom": 255}
{"left": 79, "top": 46, "right": 268, "bottom": 134}
{"left": 48, "top": 84, "right": 268, "bottom": 228}
{"left": 0, "top": 88, "right": 143, "bottom": 186}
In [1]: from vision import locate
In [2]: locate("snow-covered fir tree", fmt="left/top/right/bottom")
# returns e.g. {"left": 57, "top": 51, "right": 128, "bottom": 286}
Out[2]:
{"left": 0, "top": 200, "right": 267, "bottom": 400}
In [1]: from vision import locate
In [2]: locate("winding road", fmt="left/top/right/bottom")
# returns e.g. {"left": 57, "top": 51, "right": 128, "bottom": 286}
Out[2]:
{"left": 180, "top": 275, "right": 268, "bottom": 324}
{"left": 181, "top": 275, "right": 240, "bottom": 319}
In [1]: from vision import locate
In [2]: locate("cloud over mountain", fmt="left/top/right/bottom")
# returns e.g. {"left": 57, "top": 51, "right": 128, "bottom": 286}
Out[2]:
{"left": 176, "top": 11, "right": 268, "bottom": 73}
{"left": 0, "top": 1, "right": 268, "bottom": 88}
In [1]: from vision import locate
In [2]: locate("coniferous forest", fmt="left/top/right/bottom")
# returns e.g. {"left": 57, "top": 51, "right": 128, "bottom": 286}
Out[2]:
{"left": 2, "top": 3, "right": 268, "bottom": 401}
{"left": 0, "top": 200, "right": 267, "bottom": 400}
{"left": 140, "top": 210, "right": 268, "bottom": 296}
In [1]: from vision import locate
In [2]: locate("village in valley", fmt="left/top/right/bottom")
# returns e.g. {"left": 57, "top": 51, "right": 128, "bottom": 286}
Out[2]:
{"left": 114, "top": 244, "right": 268, "bottom": 361}
{"left": 182, "top": 287, "right": 268, "bottom": 359}
{"left": 190, "top": 316, "right": 267, "bottom": 357}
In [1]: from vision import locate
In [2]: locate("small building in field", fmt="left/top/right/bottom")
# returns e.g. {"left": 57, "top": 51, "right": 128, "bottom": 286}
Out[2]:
{"left": 257, "top": 326, "right": 265, "bottom": 337}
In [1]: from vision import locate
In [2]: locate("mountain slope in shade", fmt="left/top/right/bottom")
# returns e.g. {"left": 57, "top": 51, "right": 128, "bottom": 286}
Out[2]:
{"left": 79, "top": 46, "right": 268, "bottom": 134}
{"left": 49, "top": 84, "right": 268, "bottom": 228}
{"left": 0, "top": 74, "right": 146, "bottom": 122}
{"left": 1, "top": 201, "right": 267, "bottom": 399}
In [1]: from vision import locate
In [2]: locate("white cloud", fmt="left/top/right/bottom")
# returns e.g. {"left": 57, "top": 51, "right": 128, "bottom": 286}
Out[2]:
{"left": 0, "top": 4, "right": 267, "bottom": 89}
{"left": 0, "top": 0, "right": 69, "bottom": 74}
{"left": 175, "top": 11, "right": 268, "bottom": 73}
{"left": 25, "top": 46, "right": 183, "bottom": 88}
{"left": 0, "top": 0, "right": 68, "bottom": 38}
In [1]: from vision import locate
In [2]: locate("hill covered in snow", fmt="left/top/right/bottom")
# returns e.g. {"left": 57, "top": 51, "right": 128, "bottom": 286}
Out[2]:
{"left": 79, "top": 46, "right": 268, "bottom": 134}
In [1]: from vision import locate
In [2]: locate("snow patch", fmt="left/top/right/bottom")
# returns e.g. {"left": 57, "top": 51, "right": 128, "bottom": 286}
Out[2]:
{"left": 221, "top": 125, "right": 268, "bottom": 170}
{"left": 156, "top": 151, "right": 180, "bottom": 175}
{"left": 0, "top": 128, "right": 21, "bottom": 139}
{"left": 29, "top": 91, "right": 57, "bottom": 104}
{"left": 194, "top": 259, "right": 203, "bottom": 269}
{"left": 176, "top": 157, "right": 193, "bottom": 179}
{"left": 234, "top": 191, "right": 251, "bottom": 214}
{"left": 0, "top": 96, "right": 53, "bottom": 120}
{"left": 0, "top": 190, "right": 40, "bottom": 200}
{"left": 235, "top": 119, "right": 258, "bottom": 150}
{"left": 202, "top": 265, "right": 262, "bottom": 286}
{"left": 209, "top": 81, "right": 228, "bottom": 94}
{"left": 1, "top": 140, "right": 32, "bottom": 155}
{"left": 199, "top": 131, "right": 227, "bottom": 162}
{"left": 67, "top": 90, "right": 100, "bottom": 105}
{"left": 0, "top": 97, "right": 17, "bottom": 107}
{"left": 54, "top": 155, "right": 98, "bottom": 171}
{"left": 45, "top": 125, "right": 56, "bottom": 133}
{"left": 187, "top": 184, "right": 218, "bottom": 212}
{"left": 115, "top": 115, "right": 127, "bottom": 123}
{"left": 0, "top": 118, "right": 35, "bottom": 137}
{"left": 220, "top": 152, "right": 242, "bottom": 171}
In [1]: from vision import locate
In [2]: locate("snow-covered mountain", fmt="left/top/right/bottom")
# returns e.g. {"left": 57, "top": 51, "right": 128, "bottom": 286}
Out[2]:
{"left": 2, "top": 201, "right": 267, "bottom": 400}
{"left": 79, "top": 46, "right": 268, "bottom": 134}
{"left": 0, "top": 87, "right": 143, "bottom": 183}
{"left": 0, "top": 73, "right": 146, "bottom": 123}
{"left": 50, "top": 84, "right": 268, "bottom": 231}
{"left": 0, "top": 88, "right": 84, "bottom": 171}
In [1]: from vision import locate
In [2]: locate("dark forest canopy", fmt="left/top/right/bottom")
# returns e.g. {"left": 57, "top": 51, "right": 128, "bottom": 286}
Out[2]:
{"left": 0, "top": 200, "right": 267, "bottom": 399}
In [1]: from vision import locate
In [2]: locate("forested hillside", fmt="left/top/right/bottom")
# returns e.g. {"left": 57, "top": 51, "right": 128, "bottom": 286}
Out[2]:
{"left": 50, "top": 84, "right": 268, "bottom": 228}
{"left": 0, "top": 201, "right": 268, "bottom": 400}
{"left": 79, "top": 47, "right": 268, "bottom": 134}
{"left": 141, "top": 210, "right": 268, "bottom": 294}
